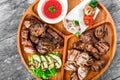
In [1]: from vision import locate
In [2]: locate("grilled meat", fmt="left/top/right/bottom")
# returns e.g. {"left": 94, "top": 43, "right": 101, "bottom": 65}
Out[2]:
{"left": 95, "top": 25, "right": 108, "bottom": 39}
{"left": 21, "top": 30, "right": 29, "bottom": 39}
{"left": 36, "top": 39, "right": 55, "bottom": 54}
{"left": 70, "top": 72, "right": 79, "bottom": 80}
{"left": 30, "top": 35, "right": 39, "bottom": 44}
{"left": 95, "top": 40, "right": 110, "bottom": 55}
{"left": 29, "top": 23, "right": 45, "bottom": 37}
{"left": 77, "top": 65, "right": 89, "bottom": 80}
{"left": 75, "top": 52, "right": 90, "bottom": 66}
{"left": 79, "top": 34, "right": 91, "bottom": 43}
{"left": 47, "top": 28, "right": 64, "bottom": 48}
{"left": 68, "top": 49, "right": 80, "bottom": 62}
{"left": 91, "top": 59, "right": 106, "bottom": 71}
{"left": 64, "top": 61, "right": 77, "bottom": 71}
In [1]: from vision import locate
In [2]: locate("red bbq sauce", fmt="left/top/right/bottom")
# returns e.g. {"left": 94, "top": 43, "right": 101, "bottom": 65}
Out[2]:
{"left": 43, "top": 0, "right": 62, "bottom": 19}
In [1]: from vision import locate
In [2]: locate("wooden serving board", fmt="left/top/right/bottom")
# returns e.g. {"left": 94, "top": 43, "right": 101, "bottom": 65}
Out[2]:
{"left": 17, "top": 0, "right": 117, "bottom": 80}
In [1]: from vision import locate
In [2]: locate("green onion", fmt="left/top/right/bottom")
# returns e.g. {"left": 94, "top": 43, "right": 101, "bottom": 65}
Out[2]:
{"left": 48, "top": 6, "right": 56, "bottom": 13}
{"left": 73, "top": 20, "right": 79, "bottom": 26}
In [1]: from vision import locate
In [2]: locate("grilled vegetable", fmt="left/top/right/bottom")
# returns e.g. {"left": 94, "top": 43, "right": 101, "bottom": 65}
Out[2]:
{"left": 40, "top": 55, "right": 48, "bottom": 71}
{"left": 48, "top": 53, "right": 62, "bottom": 69}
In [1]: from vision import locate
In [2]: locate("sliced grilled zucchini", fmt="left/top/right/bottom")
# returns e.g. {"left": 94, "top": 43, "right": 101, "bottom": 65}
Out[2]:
{"left": 40, "top": 55, "right": 48, "bottom": 71}
{"left": 45, "top": 55, "right": 54, "bottom": 69}
{"left": 48, "top": 54, "right": 62, "bottom": 69}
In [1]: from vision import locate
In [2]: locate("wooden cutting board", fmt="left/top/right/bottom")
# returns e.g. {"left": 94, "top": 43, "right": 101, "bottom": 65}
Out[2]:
{"left": 17, "top": 0, "right": 117, "bottom": 80}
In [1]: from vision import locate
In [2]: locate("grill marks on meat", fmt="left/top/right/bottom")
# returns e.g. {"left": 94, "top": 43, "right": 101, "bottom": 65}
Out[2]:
{"left": 29, "top": 23, "right": 45, "bottom": 37}
{"left": 47, "top": 28, "right": 64, "bottom": 48}
{"left": 21, "top": 18, "right": 64, "bottom": 54}
{"left": 70, "top": 72, "right": 79, "bottom": 80}
{"left": 30, "top": 35, "right": 39, "bottom": 44}
{"left": 91, "top": 59, "right": 106, "bottom": 71}
{"left": 36, "top": 39, "right": 55, "bottom": 55}
{"left": 95, "top": 40, "right": 110, "bottom": 55}
{"left": 95, "top": 24, "right": 108, "bottom": 39}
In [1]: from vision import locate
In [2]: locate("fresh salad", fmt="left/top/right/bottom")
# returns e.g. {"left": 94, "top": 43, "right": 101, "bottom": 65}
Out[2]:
{"left": 28, "top": 52, "right": 62, "bottom": 79}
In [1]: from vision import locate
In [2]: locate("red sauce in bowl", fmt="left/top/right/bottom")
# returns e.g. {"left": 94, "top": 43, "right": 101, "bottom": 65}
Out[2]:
{"left": 43, "top": 0, "right": 62, "bottom": 19}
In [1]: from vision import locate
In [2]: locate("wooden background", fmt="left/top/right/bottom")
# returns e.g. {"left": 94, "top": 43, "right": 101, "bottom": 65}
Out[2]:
{"left": 0, "top": 0, "right": 119, "bottom": 80}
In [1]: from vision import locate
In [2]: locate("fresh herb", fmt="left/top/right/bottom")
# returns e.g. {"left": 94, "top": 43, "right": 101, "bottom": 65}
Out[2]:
{"left": 53, "top": 52, "right": 59, "bottom": 56}
{"left": 48, "top": 6, "right": 56, "bottom": 13}
{"left": 30, "top": 67, "right": 57, "bottom": 79}
{"left": 73, "top": 20, "right": 79, "bottom": 26}
{"left": 89, "top": 0, "right": 98, "bottom": 8}
{"left": 75, "top": 32, "right": 80, "bottom": 37}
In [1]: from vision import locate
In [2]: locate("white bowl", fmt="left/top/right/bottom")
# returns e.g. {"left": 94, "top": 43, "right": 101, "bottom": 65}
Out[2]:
{"left": 37, "top": 0, "right": 68, "bottom": 24}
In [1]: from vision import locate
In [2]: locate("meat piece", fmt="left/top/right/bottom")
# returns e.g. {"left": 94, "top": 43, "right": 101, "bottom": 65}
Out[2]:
{"left": 84, "top": 5, "right": 95, "bottom": 16}
{"left": 29, "top": 23, "right": 45, "bottom": 37}
{"left": 64, "top": 61, "right": 77, "bottom": 71}
{"left": 91, "top": 59, "right": 106, "bottom": 72}
{"left": 45, "top": 32, "right": 54, "bottom": 41}
{"left": 73, "top": 41, "right": 85, "bottom": 50}
{"left": 95, "top": 25, "right": 108, "bottom": 39}
{"left": 79, "top": 34, "right": 91, "bottom": 43}
{"left": 36, "top": 39, "right": 55, "bottom": 54}
{"left": 30, "top": 35, "right": 39, "bottom": 44}
{"left": 22, "top": 40, "right": 36, "bottom": 54}
{"left": 47, "top": 28, "right": 64, "bottom": 48}
{"left": 70, "top": 72, "right": 79, "bottom": 80}
{"left": 91, "top": 48, "right": 100, "bottom": 59}
{"left": 21, "top": 30, "right": 29, "bottom": 39}
{"left": 87, "top": 58, "right": 95, "bottom": 66}
{"left": 85, "top": 44, "right": 93, "bottom": 52}
{"left": 77, "top": 65, "right": 89, "bottom": 80}
{"left": 75, "top": 52, "right": 90, "bottom": 66}
{"left": 68, "top": 49, "right": 80, "bottom": 62}
{"left": 95, "top": 40, "right": 110, "bottom": 55}
{"left": 24, "top": 46, "right": 36, "bottom": 54}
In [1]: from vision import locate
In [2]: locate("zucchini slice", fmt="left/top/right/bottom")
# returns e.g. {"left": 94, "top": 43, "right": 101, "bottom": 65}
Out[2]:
{"left": 45, "top": 55, "right": 54, "bottom": 69}
{"left": 48, "top": 54, "right": 62, "bottom": 69}
{"left": 40, "top": 55, "right": 48, "bottom": 71}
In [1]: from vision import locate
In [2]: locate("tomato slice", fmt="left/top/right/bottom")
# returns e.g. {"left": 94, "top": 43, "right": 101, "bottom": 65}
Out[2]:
{"left": 84, "top": 15, "right": 94, "bottom": 26}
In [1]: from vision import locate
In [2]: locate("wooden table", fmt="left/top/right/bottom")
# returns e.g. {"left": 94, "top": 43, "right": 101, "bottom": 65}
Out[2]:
{"left": 0, "top": 0, "right": 119, "bottom": 80}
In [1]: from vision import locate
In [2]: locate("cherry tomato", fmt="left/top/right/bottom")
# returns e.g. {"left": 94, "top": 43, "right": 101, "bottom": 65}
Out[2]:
{"left": 84, "top": 15, "right": 94, "bottom": 26}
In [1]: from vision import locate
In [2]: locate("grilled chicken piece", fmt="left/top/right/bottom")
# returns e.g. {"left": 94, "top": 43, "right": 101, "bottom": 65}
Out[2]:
{"left": 77, "top": 65, "right": 89, "bottom": 80}
{"left": 75, "top": 52, "right": 90, "bottom": 66}
{"left": 29, "top": 23, "right": 45, "bottom": 37}
{"left": 70, "top": 72, "right": 79, "bottom": 80}
{"left": 68, "top": 49, "right": 80, "bottom": 62}
{"left": 95, "top": 25, "right": 108, "bottom": 39}
{"left": 91, "top": 59, "right": 106, "bottom": 72}
{"left": 36, "top": 39, "right": 55, "bottom": 54}
{"left": 95, "top": 40, "right": 110, "bottom": 55}
{"left": 84, "top": 5, "right": 95, "bottom": 16}
{"left": 64, "top": 61, "right": 77, "bottom": 71}
{"left": 21, "top": 30, "right": 29, "bottom": 39}
{"left": 73, "top": 41, "right": 85, "bottom": 50}
{"left": 30, "top": 35, "right": 39, "bottom": 44}
{"left": 79, "top": 34, "right": 91, "bottom": 43}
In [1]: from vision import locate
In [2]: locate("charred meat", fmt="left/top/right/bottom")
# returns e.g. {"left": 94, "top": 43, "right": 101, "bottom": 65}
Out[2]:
{"left": 30, "top": 35, "right": 39, "bottom": 44}
{"left": 29, "top": 23, "right": 45, "bottom": 37}
{"left": 95, "top": 25, "right": 108, "bottom": 39}
{"left": 21, "top": 30, "right": 29, "bottom": 39}
{"left": 91, "top": 59, "right": 106, "bottom": 71}
{"left": 77, "top": 65, "right": 89, "bottom": 80}
{"left": 64, "top": 61, "right": 77, "bottom": 71}
{"left": 95, "top": 40, "right": 110, "bottom": 55}
{"left": 70, "top": 72, "right": 79, "bottom": 80}
{"left": 36, "top": 38, "right": 55, "bottom": 55}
